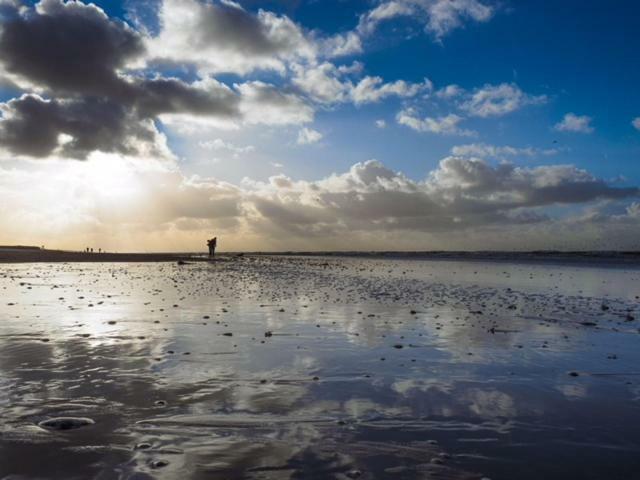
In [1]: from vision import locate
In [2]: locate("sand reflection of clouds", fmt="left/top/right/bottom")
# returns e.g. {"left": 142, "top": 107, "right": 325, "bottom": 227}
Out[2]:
{"left": 464, "top": 388, "right": 517, "bottom": 418}
{"left": 556, "top": 383, "right": 588, "bottom": 401}
{"left": 392, "top": 378, "right": 454, "bottom": 396}
{"left": 343, "top": 398, "right": 411, "bottom": 418}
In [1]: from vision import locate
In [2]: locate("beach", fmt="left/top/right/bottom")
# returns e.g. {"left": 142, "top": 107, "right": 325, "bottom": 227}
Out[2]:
{"left": 1, "top": 255, "right": 640, "bottom": 479}
{"left": 0, "top": 247, "right": 195, "bottom": 264}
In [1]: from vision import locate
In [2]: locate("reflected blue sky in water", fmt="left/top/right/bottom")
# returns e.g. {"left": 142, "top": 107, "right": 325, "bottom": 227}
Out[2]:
{"left": 1, "top": 258, "right": 640, "bottom": 478}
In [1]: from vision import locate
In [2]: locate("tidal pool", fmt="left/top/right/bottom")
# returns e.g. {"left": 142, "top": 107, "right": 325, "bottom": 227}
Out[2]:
{"left": 1, "top": 256, "right": 640, "bottom": 479}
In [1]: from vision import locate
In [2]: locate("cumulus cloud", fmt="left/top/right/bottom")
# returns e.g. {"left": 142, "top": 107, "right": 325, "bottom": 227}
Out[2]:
{"left": 0, "top": 0, "right": 144, "bottom": 96}
{"left": 241, "top": 157, "right": 639, "bottom": 247}
{"left": 358, "top": 0, "right": 494, "bottom": 39}
{"left": 435, "top": 84, "right": 464, "bottom": 99}
{"left": 291, "top": 62, "right": 351, "bottom": 104}
{"left": 1, "top": 152, "right": 638, "bottom": 250}
{"left": 146, "top": 0, "right": 315, "bottom": 76}
{"left": 0, "top": 1, "right": 306, "bottom": 158}
{"left": 0, "top": 0, "right": 502, "bottom": 162}
{"left": 554, "top": 113, "right": 594, "bottom": 134}
{"left": 134, "top": 77, "right": 240, "bottom": 119}
{"left": 321, "top": 31, "right": 363, "bottom": 57}
{"left": 0, "top": 76, "right": 248, "bottom": 158}
{"left": 236, "top": 81, "right": 313, "bottom": 126}
{"left": 351, "top": 76, "right": 432, "bottom": 105}
{"left": 0, "top": 94, "right": 167, "bottom": 159}
{"left": 0, "top": 1, "right": 320, "bottom": 157}
{"left": 291, "top": 62, "right": 430, "bottom": 106}
{"left": 297, "top": 127, "right": 323, "bottom": 145}
{"left": 397, "top": 109, "right": 476, "bottom": 136}
{"left": 461, "top": 83, "right": 547, "bottom": 118}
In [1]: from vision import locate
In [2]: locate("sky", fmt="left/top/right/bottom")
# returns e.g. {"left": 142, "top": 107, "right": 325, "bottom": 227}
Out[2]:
{"left": 0, "top": 0, "right": 639, "bottom": 252}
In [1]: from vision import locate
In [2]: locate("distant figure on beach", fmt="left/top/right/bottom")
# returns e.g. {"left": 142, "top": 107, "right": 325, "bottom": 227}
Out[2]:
{"left": 207, "top": 237, "right": 217, "bottom": 257}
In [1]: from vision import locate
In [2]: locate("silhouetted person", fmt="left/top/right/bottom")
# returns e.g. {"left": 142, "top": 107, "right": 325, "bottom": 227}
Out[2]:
{"left": 207, "top": 237, "right": 217, "bottom": 257}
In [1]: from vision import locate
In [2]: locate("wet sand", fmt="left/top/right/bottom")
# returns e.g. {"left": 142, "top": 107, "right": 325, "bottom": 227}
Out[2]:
{"left": 0, "top": 248, "right": 196, "bottom": 263}
{"left": 1, "top": 256, "right": 640, "bottom": 479}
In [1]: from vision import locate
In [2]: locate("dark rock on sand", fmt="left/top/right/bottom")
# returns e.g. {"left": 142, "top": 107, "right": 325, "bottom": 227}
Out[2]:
{"left": 151, "top": 460, "right": 169, "bottom": 469}
{"left": 38, "top": 417, "right": 95, "bottom": 431}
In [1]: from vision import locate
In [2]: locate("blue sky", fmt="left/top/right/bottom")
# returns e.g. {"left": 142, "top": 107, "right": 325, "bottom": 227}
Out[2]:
{"left": 126, "top": 0, "right": 640, "bottom": 184}
{"left": 0, "top": 0, "right": 639, "bottom": 250}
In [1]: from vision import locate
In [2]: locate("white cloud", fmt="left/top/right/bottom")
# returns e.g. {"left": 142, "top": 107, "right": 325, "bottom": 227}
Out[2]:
{"left": 1, "top": 153, "right": 638, "bottom": 251}
{"left": 0, "top": 153, "right": 245, "bottom": 250}
{"left": 435, "top": 84, "right": 464, "bottom": 99}
{"left": 358, "top": 0, "right": 494, "bottom": 39}
{"left": 358, "top": 1, "right": 415, "bottom": 35}
{"left": 375, "top": 119, "right": 387, "bottom": 129}
{"left": 291, "top": 62, "right": 430, "bottom": 106}
{"left": 198, "top": 138, "right": 255, "bottom": 157}
{"left": 236, "top": 81, "right": 314, "bottom": 126}
{"left": 397, "top": 108, "right": 476, "bottom": 136}
{"left": 321, "top": 31, "right": 363, "bottom": 57}
{"left": 241, "top": 157, "right": 639, "bottom": 249}
{"left": 156, "top": 79, "right": 314, "bottom": 132}
{"left": 426, "top": 0, "right": 494, "bottom": 38}
{"left": 291, "top": 62, "right": 350, "bottom": 103}
{"left": 554, "top": 113, "right": 594, "bottom": 134}
{"left": 146, "top": 0, "right": 315, "bottom": 76}
{"left": 297, "top": 127, "right": 323, "bottom": 145}
{"left": 461, "top": 83, "right": 547, "bottom": 118}
{"left": 451, "top": 143, "right": 558, "bottom": 159}
{"left": 632, "top": 117, "right": 640, "bottom": 131}
{"left": 351, "top": 76, "right": 432, "bottom": 105}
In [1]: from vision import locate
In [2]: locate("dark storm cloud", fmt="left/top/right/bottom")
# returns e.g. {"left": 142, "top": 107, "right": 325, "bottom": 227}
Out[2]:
{"left": 0, "top": 94, "right": 160, "bottom": 159}
{"left": 0, "top": 0, "right": 144, "bottom": 96}
{"left": 0, "top": 1, "right": 259, "bottom": 158}
{"left": 134, "top": 78, "right": 239, "bottom": 118}
{"left": 0, "top": 77, "right": 242, "bottom": 158}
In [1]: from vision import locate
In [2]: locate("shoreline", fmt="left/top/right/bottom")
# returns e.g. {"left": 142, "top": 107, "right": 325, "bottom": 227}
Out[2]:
{"left": 0, "top": 249, "right": 212, "bottom": 264}
{"left": 2, "top": 248, "right": 640, "bottom": 267}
